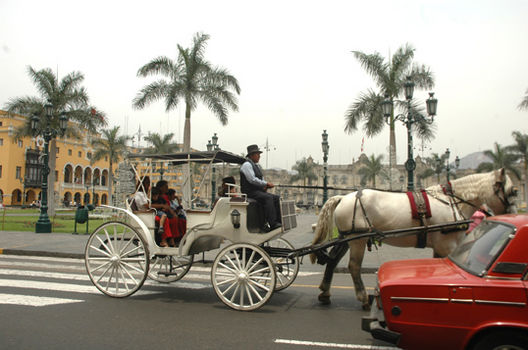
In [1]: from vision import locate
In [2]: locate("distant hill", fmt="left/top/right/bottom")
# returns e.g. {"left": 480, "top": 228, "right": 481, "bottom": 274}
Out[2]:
{"left": 456, "top": 152, "right": 492, "bottom": 170}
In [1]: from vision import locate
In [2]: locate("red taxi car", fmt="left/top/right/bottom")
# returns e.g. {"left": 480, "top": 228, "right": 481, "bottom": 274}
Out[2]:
{"left": 362, "top": 214, "right": 528, "bottom": 350}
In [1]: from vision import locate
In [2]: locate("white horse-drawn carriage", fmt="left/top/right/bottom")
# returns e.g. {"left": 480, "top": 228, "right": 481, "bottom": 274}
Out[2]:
{"left": 84, "top": 150, "right": 299, "bottom": 311}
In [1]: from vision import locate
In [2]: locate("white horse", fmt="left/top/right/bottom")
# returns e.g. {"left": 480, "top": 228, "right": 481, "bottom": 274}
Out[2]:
{"left": 311, "top": 169, "right": 518, "bottom": 310}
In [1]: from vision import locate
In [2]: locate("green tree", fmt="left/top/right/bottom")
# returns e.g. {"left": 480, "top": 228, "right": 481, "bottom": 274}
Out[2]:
{"left": 357, "top": 154, "right": 385, "bottom": 188}
{"left": 133, "top": 32, "right": 241, "bottom": 153}
{"left": 290, "top": 158, "right": 318, "bottom": 186}
{"left": 143, "top": 132, "right": 179, "bottom": 154}
{"left": 4, "top": 66, "right": 106, "bottom": 215}
{"left": 91, "top": 126, "right": 130, "bottom": 205}
{"left": 518, "top": 88, "right": 528, "bottom": 110}
{"left": 510, "top": 131, "right": 528, "bottom": 203}
{"left": 344, "top": 44, "right": 435, "bottom": 181}
{"left": 476, "top": 142, "right": 521, "bottom": 180}
{"left": 424, "top": 153, "right": 449, "bottom": 183}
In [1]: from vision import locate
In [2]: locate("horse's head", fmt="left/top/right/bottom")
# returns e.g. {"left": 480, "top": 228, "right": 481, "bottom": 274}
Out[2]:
{"left": 487, "top": 168, "right": 518, "bottom": 215}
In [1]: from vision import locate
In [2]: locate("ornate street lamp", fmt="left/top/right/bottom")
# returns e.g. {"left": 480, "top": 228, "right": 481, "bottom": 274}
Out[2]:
{"left": 321, "top": 130, "right": 329, "bottom": 205}
{"left": 445, "top": 148, "right": 451, "bottom": 182}
{"left": 209, "top": 134, "right": 219, "bottom": 207}
{"left": 382, "top": 77, "right": 438, "bottom": 191}
{"left": 31, "top": 102, "right": 68, "bottom": 233}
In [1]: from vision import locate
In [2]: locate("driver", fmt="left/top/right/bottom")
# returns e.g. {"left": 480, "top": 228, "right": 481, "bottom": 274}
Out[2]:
{"left": 240, "top": 144, "right": 281, "bottom": 232}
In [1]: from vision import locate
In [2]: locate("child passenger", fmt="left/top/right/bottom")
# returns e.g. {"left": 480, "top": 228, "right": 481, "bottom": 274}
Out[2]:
{"left": 151, "top": 187, "right": 172, "bottom": 247}
{"left": 168, "top": 188, "right": 187, "bottom": 241}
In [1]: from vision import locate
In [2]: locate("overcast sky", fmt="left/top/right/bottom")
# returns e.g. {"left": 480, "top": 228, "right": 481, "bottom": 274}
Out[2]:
{"left": 1, "top": 0, "right": 527, "bottom": 169}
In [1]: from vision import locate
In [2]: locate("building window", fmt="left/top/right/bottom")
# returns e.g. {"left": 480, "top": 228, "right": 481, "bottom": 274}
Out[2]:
{"left": 87, "top": 152, "right": 92, "bottom": 159}
{"left": 0, "top": 138, "right": 3, "bottom": 146}
{"left": 16, "top": 166, "right": 21, "bottom": 179}
{"left": 68, "top": 149, "right": 72, "bottom": 156}
{"left": 55, "top": 171, "right": 58, "bottom": 182}
{"left": 0, "top": 121, "right": 2, "bottom": 126}
{"left": 105, "top": 156, "right": 108, "bottom": 162}
{"left": 56, "top": 147, "right": 60, "bottom": 154}
{"left": 18, "top": 140, "right": 23, "bottom": 147}
{"left": 0, "top": 165, "right": 2, "bottom": 178}
{"left": 78, "top": 151, "right": 82, "bottom": 157}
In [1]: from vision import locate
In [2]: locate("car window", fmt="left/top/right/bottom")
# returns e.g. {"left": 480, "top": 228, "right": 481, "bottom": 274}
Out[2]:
{"left": 449, "top": 221, "right": 515, "bottom": 276}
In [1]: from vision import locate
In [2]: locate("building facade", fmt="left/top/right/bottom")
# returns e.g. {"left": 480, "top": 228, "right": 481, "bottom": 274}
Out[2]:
{"left": 0, "top": 110, "right": 111, "bottom": 207}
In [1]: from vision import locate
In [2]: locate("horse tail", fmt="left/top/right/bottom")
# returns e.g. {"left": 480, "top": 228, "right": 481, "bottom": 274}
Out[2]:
{"left": 310, "top": 195, "right": 344, "bottom": 263}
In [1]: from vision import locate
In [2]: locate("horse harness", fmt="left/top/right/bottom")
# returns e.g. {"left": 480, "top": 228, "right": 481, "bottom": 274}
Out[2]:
{"left": 345, "top": 186, "right": 470, "bottom": 250}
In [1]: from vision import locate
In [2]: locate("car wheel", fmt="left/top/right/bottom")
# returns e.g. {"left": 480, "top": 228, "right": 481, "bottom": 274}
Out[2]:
{"left": 473, "top": 330, "right": 528, "bottom": 350}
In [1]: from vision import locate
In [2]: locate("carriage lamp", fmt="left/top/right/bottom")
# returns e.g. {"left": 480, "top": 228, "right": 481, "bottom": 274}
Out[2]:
{"left": 231, "top": 209, "right": 241, "bottom": 229}
{"left": 321, "top": 130, "right": 329, "bottom": 205}
{"left": 455, "top": 156, "right": 460, "bottom": 169}
{"left": 206, "top": 140, "right": 213, "bottom": 151}
{"left": 45, "top": 103, "right": 53, "bottom": 119}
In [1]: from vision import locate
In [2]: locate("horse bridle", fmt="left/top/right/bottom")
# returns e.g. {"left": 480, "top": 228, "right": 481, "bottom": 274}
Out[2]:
{"left": 493, "top": 180, "right": 517, "bottom": 212}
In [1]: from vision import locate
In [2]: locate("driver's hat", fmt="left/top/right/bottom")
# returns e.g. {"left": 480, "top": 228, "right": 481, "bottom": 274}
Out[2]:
{"left": 246, "top": 144, "right": 263, "bottom": 157}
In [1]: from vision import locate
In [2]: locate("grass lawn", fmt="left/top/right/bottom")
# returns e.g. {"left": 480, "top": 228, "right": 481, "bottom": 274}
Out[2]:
{"left": 0, "top": 213, "right": 109, "bottom": 233}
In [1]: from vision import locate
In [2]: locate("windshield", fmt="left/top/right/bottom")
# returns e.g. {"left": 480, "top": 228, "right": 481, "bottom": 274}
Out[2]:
{"left": 449, "top": 221, "right": 515, "bottom": 276}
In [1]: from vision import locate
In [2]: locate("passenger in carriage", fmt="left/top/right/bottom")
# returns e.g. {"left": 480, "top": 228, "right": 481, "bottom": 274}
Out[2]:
{"left": 168, "top": 188, "right": 187, "bottom": 239}
{"left": 133, "top": 176, "right": 176, "bottom": 247}
{"left": 151, "top": 187, "right": 172, "bottom": 247}
{"left": 240, "top": 144, "right": 281, "bottom": 232}
{"left": 218, "top": 176, "right": 237, "bottom": 197}
{"left": 155, "top": 180, "right": 182, "bottom": 243}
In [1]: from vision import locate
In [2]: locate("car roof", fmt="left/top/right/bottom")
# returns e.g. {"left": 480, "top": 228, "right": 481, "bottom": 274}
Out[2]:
{"left": 488, "top": 213, "right": 528, "bottom": 230}
{"left": 127, "top": 150, "right": 246, "bottom": 165}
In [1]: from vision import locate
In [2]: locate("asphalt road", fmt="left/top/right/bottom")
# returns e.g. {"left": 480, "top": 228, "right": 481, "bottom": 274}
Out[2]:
{"left": 0, "top": 254, "right": 397, "bottom": 350}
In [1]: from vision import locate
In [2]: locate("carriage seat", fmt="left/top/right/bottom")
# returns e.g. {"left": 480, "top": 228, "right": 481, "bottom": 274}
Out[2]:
{"left": 246, "top": 198, "right": 265, "bottom": 233}
{"left": 126, "top": 197, "right": 157, "bottom": 236}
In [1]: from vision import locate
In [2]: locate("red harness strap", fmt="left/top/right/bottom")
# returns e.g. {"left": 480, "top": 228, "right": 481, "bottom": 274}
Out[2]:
{"left": 406, "top": 190, "right": 432, "bottom": 219}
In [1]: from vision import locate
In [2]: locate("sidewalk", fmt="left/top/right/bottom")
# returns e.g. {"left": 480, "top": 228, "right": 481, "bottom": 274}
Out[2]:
{"left": 0, "top": 212, "right": 434, "bottom": 273}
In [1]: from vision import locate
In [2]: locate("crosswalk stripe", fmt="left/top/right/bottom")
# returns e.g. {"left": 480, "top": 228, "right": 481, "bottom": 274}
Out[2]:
{"left": 0, "top": 269, "right": 210, "bottom": 289}
{"left": 0, "top": 293, "right": 84, "bottom": 307}
{"left": 0, "top": 278, "right": 159, "bottom": 296}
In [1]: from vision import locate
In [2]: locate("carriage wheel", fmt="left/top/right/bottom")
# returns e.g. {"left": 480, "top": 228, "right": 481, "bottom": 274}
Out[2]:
{"left": 264, "top": 238, "right": 299, "bottom": 291}
{"left": 211, "top": 243, "right": 276, "bottom": 311}
{"left": 148, "top": 254, "right": 194, "bottom": 283}
{"left": 85, "top": 221, "right": 149, "bottom": 298}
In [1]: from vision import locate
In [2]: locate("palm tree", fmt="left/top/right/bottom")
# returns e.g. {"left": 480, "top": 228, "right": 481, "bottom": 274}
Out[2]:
{"left": 425, "top": 153, "right": 448, "bottom": 183}
{"left": 476, "top": 142, "right": 521, "bottom": 180}
{"left": 510, "top": 131, "right": 528, "bottom": 204}
{"left": 91, "top": 127, "right": 130, "bottom": 205}
{"left": 133, "top": 32, "right": 241, "bottom": 153}
{"left": 143, "top": 132, "right": 179, "bottom": 154}
{"left": 357, "top": 154, "right": 385, "bottom": 188}
{"left": 290, "top": 158, "right": 318, "bottom": 186}
{"left": 344, "top": 44, "right": 435, "bottom": 183}
{"left": 290, "top": 158, "right": 318, "bottom": 205}
{"left": 4, "top": 66, "right": 106, "bottom": 215}
{"left": 518, "top": 88, "right": 528, "bottom": 110}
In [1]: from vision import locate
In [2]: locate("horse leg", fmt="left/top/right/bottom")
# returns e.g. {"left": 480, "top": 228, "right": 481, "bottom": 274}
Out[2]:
{"left": 318, "top": 242, "right": 349, "bottom": 305}
{"left": 348, "top": 238, "right": 369, "bottom": 310}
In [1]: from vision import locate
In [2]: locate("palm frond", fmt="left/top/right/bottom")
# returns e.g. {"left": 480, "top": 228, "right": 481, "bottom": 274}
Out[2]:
{"left": 27, "top": 66, "right": 55, "bottom": 100}
{"left": 344, "top": 90, "right": 384, "bottom": 136}
{"left": 518, "top": 88, "right": 528, "bottom": 111}
{"left": 136, "top": 56, "right": 176, "bottom": 78}
{"left": 132, "top": 80, "right": 170, "bottom": 109}
{"left": 352, "top": 51, "right": 388, "bottom": 88}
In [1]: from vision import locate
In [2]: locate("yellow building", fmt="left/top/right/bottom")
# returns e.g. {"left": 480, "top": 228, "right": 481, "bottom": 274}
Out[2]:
{"left": 0, "top": 110, "right": 111, "bottom": 207}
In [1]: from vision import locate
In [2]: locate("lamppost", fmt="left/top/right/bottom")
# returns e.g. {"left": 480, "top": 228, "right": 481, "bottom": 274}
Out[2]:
{"left": 455, "top": 155, "right": 460, "bottom": 177}
{"left": 321, "top": 130, "right": 329, "bottom": 205}
{"left": 445, "top": 148, "right": 451, "bottom": 183}
{"left": 382, "top": 77, "right": 438, "bottom": 191}
{"left": 207, "top": 133, "right": 220, "bottom": 207}
{"left": 85, "top": 183, "right": 90, "bottom": 205}
{"left": 30, "top": 103, "right": 68, "bottom": 233}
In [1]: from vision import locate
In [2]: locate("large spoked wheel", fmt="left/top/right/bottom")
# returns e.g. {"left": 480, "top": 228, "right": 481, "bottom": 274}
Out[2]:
{"left": 211, "top": 243, "right": 276, "bottom": 311}
{"left": 85, "top": 221, "right": 149, "bottom": 298}
{"left": 148, "top": 254, "right": 194, "bottom": 283}
{"left": 264, "top": 238, "right": 299, "bottom": 291}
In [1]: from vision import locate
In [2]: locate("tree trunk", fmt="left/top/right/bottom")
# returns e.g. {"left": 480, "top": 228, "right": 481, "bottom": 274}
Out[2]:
{"left": 182, "top": 102, "right": 192, "bottom": 207}
{"left": 183, "top": 103, "right": 191, "bottom": 152}
{"left": 389, "top": 111, "right": 397, "bottom": 190}
{"left": 108, "top": 160, "right": 113, "bottom": 206}
{"left": 48, "top": 138, "right": 57, "bottom": 216}
{"left": 524, "top": 162, "right": 528, "bottom": 206}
